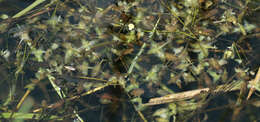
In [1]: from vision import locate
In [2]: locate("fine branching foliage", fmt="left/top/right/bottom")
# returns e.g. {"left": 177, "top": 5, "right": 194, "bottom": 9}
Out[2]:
{"left": 0, "top": 0, "right": 259, "bottom": 121}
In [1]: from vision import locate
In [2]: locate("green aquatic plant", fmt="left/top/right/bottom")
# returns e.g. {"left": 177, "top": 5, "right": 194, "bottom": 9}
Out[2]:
{"left": 0, "top": 0, "right": 259, "bottom": 121}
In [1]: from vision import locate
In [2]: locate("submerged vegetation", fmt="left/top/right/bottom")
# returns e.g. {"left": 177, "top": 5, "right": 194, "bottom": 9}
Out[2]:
{"left": 0, "top": 0, "right": 260, "bottom": 121}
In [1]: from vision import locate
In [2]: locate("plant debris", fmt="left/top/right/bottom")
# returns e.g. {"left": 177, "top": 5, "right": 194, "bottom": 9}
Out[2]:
{"left": 0, "top": 0, "right": 259, "bottom": 121}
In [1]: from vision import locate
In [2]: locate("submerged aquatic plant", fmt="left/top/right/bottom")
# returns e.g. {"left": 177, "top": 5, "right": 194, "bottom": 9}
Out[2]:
{"left": 0, "top": 0, "right": 259, "bottom": 121}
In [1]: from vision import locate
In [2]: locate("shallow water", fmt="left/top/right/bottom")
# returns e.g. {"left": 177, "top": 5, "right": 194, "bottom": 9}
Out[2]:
{"left": 0, "top": 0, "right": 260, "bottom": 121}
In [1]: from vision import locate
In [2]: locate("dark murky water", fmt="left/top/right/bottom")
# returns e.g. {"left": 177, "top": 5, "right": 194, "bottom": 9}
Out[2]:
{"left": 0, "top": 0, "right": 260, "bottom": 121}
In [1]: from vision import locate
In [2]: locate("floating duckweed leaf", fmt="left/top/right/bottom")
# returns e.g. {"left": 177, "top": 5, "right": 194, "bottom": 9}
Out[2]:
{"left": 65, "top": 49, "right": 74, "bottom": 63}
{"left": 177, "top": 101, "right": 199, "bottom": 112}
{"left": 243, "top": 21, "right": 256, "bottom": 32}
{"left": 125, "top": 31, "right": 136, "bottom": 43}
{"left": 117, "top": 76, "right": 126, "bottom": 88}
{"left": 169, "top": 73, "right": 183, "bottom": 88}
{"left": 223, "top": 51, "right": 232, "bottom": 59}
{"left": 95, "top": 26, "right": 104, "bottom": 36}
{"left": 49, "top": 59, "right": 57, "bottom": 67}
{"left": 235, "top": 59, "right": 242, "bottom": 64}
{"left": 157, "top": 89, "right": 171, "bottom": 96}
{"left": 1, "top": 0, "right": 259, "bottom": 121}
{"left": 218, "top": 59, "right": 227, "bottom": 66}
{"left": 17, "top": 30, "right": 31, "bottom": 44}
{"left": 192, "top": 64, "right": 203, "bottom": 75}
{"left": 223, "top": 9, "right": 237, "bottom": 24}
{"left": 125, "top": 83, "right": 139, "bottom": 92}
{"left": 183, "top": 72, "right": 195, "bottom": 83}
{"left": 78, "top": 21, "right": 87, "bottom": 29}
{"left": 0, "top": 23, "right": 8, "bottom": 33}
{"left": 91, "top": 60, "right": 103, "bottom": 77}
{"left": 234, "top": 21, "right": 256, "bottom": 35}
{"left": 47, "top": 16, "right": 62, "bottom": 28}
{"left": 80, "top": 39, "right": 94, "bottom": 51}
{"left": 219, "top": 23, "right": 231, "bottom": 33}
{"left": 31, "top": 48, "right": 45, "bottom": 62}
{"left": 170, "top": 5, "right": 180, "bottom": 16}
{"left": 153, "top": 108, "right": 169, "bottom": 118}
{"left": 148, "top": 42, "right": 162, "bottom": 54}
{"left": 0, "top": 50, "right": 10, "bottom": 60}
{"left": 83, "top": 82, "right": 94, "bottom": 91}
{"left": 145, "top": 65, "right": 160, "bottom": 82}
{"left": 184, "top": 0, "right": 199, "bottom": 7}
{"left": 78, "top": 61, "right": 89, "bottom": 75}
{"left": 176, "top": 62, "right": 190, "bottom": 70}
{"left": 184, "top": 14, "right": 192, "bottom": 27}
{"left": 131, "top": 97, "right": 142, "bottom": 103}
{"left": 204, "top": 0, "right": 214, "bottom": 9}
{"left": 208, "top": 70, "right": 221, "bottom": 82}
{"left": 51, "top": 43, "right": 59, "bottom": 50}
{"left": 238, "top": 23, "right": 247, "bottom": 35}
{"left": 190, "top": 42, "right": 212, "bottom": 59}
{"left": 0, "top": 14, "right": 8, "bottom": 19}
{"left": 54, "top": 64, "right": 63, "bottom": 75}
{"left": 168, "top": 103, "right": 177, "bottom": 115}
{"left": 223, "top": 48, "right": 235, "bottom": 59}
{"left": 173, "top": 46, "right": 184, "bottom": 54}
{"left": 198, "top": 51, "right": 205, "bottom": 60}
{"left": 35, "top": 68, "right": 46, "bottom": 80}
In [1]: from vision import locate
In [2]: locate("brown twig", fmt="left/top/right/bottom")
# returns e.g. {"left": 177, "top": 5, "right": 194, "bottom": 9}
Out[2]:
{"left": 143, "top": 80, "right": 244, "bottom": 106}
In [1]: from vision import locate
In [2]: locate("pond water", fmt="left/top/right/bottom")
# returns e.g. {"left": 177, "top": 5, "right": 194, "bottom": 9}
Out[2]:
{"left": 0, "top": 0, "right": 260, "bottom": 121}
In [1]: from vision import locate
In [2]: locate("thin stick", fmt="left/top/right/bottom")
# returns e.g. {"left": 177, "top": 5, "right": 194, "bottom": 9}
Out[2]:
{"left": 143, "top": 80, "right": 244, "bottom": 106}
{"left": 33, "top": 79, "right": 117, "bottom": 113}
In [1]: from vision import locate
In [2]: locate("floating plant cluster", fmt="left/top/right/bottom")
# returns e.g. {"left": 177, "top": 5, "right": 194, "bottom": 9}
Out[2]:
{"left": 0, "top": 0, "right": 259, "bottom": 121}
